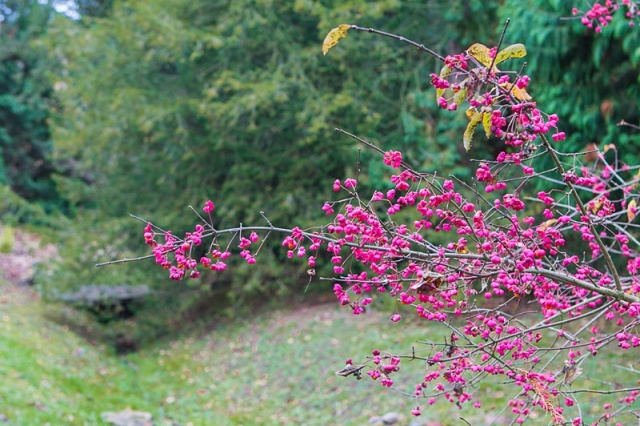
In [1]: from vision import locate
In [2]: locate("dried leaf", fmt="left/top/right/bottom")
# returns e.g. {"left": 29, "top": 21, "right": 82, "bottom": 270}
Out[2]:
{"left": 336, "top": 364, "right": 365, "bottom": 379}
{"left": 494, "top": 43, "right": 527, "bottom": 64}
{"left": 463, "top": 111, "right": 483, "bottom": 151}
{"left": 322, "top": 24, "right": 351, "bottom": 55}
{"left": 628, "top": 199, "right": 637, "bottom": 222}
{"left": 411, "top": 272, "right": 444, "bottom": 295}
{"left": 583, "top": 142, "right": 599, "bottom": 163}
{"left": 562, "top": 361, "right": 583, "bottom": 386}
{"left": 453, "top": 383, "right": 465, "bottom": 397}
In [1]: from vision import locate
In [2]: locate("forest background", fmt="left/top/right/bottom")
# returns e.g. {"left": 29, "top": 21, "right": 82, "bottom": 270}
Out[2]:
{"left": 0, "top": 1, "right": 639, "bottom": 422}
{"left": 0, "top": 0, "right": 640, "bottom": 424}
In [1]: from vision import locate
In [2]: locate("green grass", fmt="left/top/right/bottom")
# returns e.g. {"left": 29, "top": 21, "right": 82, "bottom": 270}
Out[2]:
{"left": 2, "top": 279, "right": 640, "bottom": 425}
{"left": 0, "top": 281, "right": 459, "bottom": 425}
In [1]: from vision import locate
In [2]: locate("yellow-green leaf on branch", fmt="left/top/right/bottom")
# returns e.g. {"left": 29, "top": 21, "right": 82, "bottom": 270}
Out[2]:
{"left": 499, "top": 82, "right": 533, "bottom": 101}
{"left": 628, "top": 199, "right": 637, "bottom": 222}
{"left": 439, "top": 65, "right": 452, "bottom": 78}
{"left": 482, "top": 110, "right": 492, "bottom": 138}
{"left": 468, "top": 42, "right": 527, "bottom": 72}
{"left": 322, "top": 24, "right": 351, "bottom": 55}
{"left": 467, "top": 43, "right": 492, "bottom": 67}
{"left": 454, "top": 86, "right": 468, "bottom": 107}
{"left": 464, "top": 111, "right": 483, "bottom": 151}
{"left": 435, "top": 65, "right": 452, "bottom": 100}
{"left": 495, "top": 43, "right": 527, "bottom": 65}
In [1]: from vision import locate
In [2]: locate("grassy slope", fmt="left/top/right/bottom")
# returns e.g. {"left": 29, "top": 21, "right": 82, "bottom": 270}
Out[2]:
{"left": 0, "top": 280, "right": 458, "bottom": 425}
{"left": 2, "top": 279, "right": 640, "bottom": 425}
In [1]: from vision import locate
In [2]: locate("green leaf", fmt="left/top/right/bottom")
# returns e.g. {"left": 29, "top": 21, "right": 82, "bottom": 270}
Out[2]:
{"left": 436, "top": 65, "right": 452, "bottom": 100}
{"left": 463, "top": 111, "right": 483, "bottom": 151}
{"left": 454, "top": 85, "right": 468, "bottom": 107}
{"left": 439, "top": 64, "right": 452, "bottom": 78}
{"left": 494, "top": 43, "right": 527, "bottom": 65}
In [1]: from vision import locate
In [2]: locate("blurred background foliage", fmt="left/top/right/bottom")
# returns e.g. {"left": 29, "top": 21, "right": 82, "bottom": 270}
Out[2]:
{"left": 1, "top": 0, "right": 638, "bottom": 346}
{"left": 0, "top": 1, "right": 61, "bottom": 214}
{"left": 499, "top": 0, "right": 640, "bottom": 168}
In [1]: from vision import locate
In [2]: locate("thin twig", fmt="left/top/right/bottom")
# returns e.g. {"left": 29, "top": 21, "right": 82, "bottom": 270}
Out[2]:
{"left": 489, "top": 18, "right": 511, "bottom": 72}
{"left": 349, "top": 25, "right": 446, "bottom": 62}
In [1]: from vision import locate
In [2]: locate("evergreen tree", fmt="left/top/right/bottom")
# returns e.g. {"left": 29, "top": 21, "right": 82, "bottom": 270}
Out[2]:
{"left": 0, "top": 0, "right": 63, "bottom": 212}
{"left": 44, "top": 0, "right": 499, "bottom": 298}
{"left": 499, "top": 0, "right": 640, "bottom": 163}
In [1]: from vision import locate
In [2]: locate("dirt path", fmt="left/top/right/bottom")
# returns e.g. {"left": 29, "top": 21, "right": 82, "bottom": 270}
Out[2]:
{"left": 0, "top": 227, "right": 57, "bottom": 286}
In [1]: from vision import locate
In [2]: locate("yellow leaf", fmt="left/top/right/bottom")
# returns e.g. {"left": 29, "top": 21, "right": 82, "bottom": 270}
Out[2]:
{"left": 538, "top": 219, "right": 557, "bottom": 231}
{"left": 468, "top": 43, "right": 527, "bottom": 72}
{"left": 494, "top": 43, "right": 527, "bottom": 65}
{"left": 322, "top": 24, "right": 351, "bottom": 55}
{"left": 511, "top": 85, "right": 532, "bottom": 101}
{"left": 463, "top": 111, "right": 483, "bottom": 151}
{"left": 467, "top": 43, "right": 493, "bottom": 68}
{"left": 465, "top": 106, "right": 478, "bottom": 120}
{"left": 589, "top": 196, "right": 605, "bottom": 214}
{"left": 628, "top": 199, "right": 637, "bottom": 222}
{"left": 482, "top": 110, "right": 492, "bottom": 138}
{"left": 500, "top": 83, "right": 532, "bottom": 101}
{"left": 454, "top": 243, "right": 469, "bottom": 254}
{"left": 603, "top": 143, "right": 617, "bottom": 153}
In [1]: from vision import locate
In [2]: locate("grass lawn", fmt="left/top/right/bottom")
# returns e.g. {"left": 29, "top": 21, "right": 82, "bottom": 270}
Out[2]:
{"left": 2, "top": 278, "right": 640, "bottom": 425}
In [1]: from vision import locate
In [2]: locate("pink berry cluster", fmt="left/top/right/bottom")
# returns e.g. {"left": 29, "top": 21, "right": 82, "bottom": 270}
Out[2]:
{"left": 136, "top": 37, "right": 640, "bottom": 424}
{"left": 573, "top": 1, "right": 640, "bottom": 31}
{"left": 142, "top": 200, "right": 262, "bottom": 280}
{"left": 140, "top": 139, "right": 640, "bottom": 424}
{"left": 432, "top": 51, "right": 564, "bottom": 152}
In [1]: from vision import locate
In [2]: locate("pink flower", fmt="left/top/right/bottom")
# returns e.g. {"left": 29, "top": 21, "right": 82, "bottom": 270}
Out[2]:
{"left": 322, "top": 202, "right": 334, "bottom": 215}
{"left": 169, "top": 266, "right": 184, "bottom": 280}
{"left": 203, "top": 200, "right": 215, "bottom": 213}
{"left": 344, "top": 178, "right": 357, "bottom": 188}
{"left": 383, "top": 150, "right": 403, "bottom": 168}
{"left": 390, "top": 314, "right": 402, "bottom": 322}
{"left": 462, "top": 203, "right": 475, "bottom": 212}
